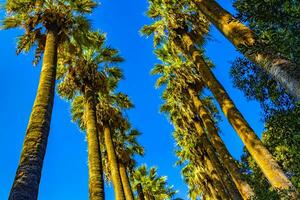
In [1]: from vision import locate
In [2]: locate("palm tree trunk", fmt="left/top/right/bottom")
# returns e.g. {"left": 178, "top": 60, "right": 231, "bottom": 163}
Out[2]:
{"left": 192, "top": 0, "right": 300, "bottom": 99}
{"left": 85, "top": 86, "right": 105, "bottom": 200}
{"left": 193, "top": 122, "right": 239, "bottom": 200}
{"left": 188, "top": 88, "right": 255, "bottom": 200}
{"left": 97, "top": 129, "right": 105, "bottom": 199}
{"left": 9, "top": 28, "right": 58, "bottom": 200}
{"left": 206, "top": 180, "right": 221, "bottom": 200}
{"left": 119, "top": 162, "right": 134, "bottom": 200}
{"left": 194, "top": 160, "right": 221, "bottom": 200}
{"left": 104, "top": 126, "right": 125, "bottom": 200}
{"left": 136, "top": 183, "right": 145, "bottom": 200}
{"left": 175, "top": 33, "right": 298, "bottom": 198}
{"left": 145, "top": 193, "right": 155, "bottom": 200}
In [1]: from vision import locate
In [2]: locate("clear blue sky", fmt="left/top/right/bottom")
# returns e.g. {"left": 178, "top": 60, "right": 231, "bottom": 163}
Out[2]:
{"left": 0, "top": 0, "right": 264, "bottom": 199}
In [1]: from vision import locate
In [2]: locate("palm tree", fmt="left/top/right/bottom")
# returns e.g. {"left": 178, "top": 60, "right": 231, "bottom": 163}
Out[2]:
{"left": 57, "top": 31, "right": 123, "bottom": 200}
{"left": 190, "top": 0, "right": 300, "bottom": 98}
{"left": 2, "top": 1, "right": 97, "bottom": 199}
{"left": 131, "top": 165, "right": 176, "bottom": 200}
{"left": 142, "top": 1, "right": 298, "bottom": 197}
{"left": 96, "top": 77, "right": 133, "bottom": 200}
{"left": 114, "top": 127, "right": 145, "bottom": 200}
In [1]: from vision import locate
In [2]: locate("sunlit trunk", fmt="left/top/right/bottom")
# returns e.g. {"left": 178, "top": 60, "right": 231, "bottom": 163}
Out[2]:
{"left": 193, "top": 121, "right": 240, "bottom": 200}
{"left": 104, "top": 126, "right": 125, "bottom": 200}
{"left": 85, "top": 86, "right": 105, "bottom": 200}
{"left": 119, "top": 162, "right": 134, "bottom": 200}
{"left": 188, "top": 87, "right": 255, "bottom": 199}
{"left": 192, "top": 0, "right": 300, "bottom": 99}
{"left": 9, "top": 28, "right": 58, "bottom": 200}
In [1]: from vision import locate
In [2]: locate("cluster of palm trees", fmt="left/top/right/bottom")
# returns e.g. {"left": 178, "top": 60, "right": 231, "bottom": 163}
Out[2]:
{"left": 142, "top": 0, "right": 300, "bottom": 199}
{"left": 2, "top": 1, "right": 175, "bottom": 200}
{"left": 3, "top": 0, "right": 300, "bottom": 200}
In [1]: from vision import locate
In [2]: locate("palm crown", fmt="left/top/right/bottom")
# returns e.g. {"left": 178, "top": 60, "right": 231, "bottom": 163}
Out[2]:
{"left": 2, "top": 0, "right": 97, "bottom": 65}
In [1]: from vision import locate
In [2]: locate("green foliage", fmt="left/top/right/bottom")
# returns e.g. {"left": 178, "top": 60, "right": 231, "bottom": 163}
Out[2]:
{"left": 234, "top": 0, "right": 300, "bottom": 64}
{"left": 2, "top": 0, "right": 96, "bottom": 65}
{"left": 230, "top": 57, "right": 295, "bottom": 118}
{"left": 131, "top": 165, "right": 177, "bottom": 200}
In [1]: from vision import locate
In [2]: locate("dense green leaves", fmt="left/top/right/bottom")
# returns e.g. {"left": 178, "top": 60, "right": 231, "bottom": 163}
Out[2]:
{"left": 131, "top": 165, "right": 177, "bottom": 200}
{"left": 2, "top": 0, "right": 96, "bottom": 65}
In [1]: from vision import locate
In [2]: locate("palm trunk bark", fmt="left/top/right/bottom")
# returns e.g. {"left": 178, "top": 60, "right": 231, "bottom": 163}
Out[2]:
{"left": 136, "top": 183, "right": 145, "bottom": 200}
{"left": 85, "top": 86, "right": 105, "bottom": 200}
{"left": 192, "top": 0, "right": 300, "bottom": 99}
{"left": 193, "top": 159, "right": 221, "bottom": 200}
{"left": 175, "top": 33, "right": 298, "bottom": 198}
{"left": 200, "top": 171, "right": 221, "bottom": 200}
{"left": 9, "top": 28, "right": 58, "bottom": 200}
{"left": 193, "top": 122, "right": 240, "bottom": 200}
{"left": 104, "top": 126, "right": 125, "bottom": 200}
{"left": 119, "top": 162, "right": 134, "bottom": 200}
{"left": 97, "top": 129, "right": 105, "bottom": 199}
{"left": 188, "top": 88, "right": 255, "bottom": 200}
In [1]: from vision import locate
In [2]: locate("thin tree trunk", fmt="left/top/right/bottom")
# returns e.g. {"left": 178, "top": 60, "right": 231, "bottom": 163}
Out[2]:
{"left": 191, "top": 124, "right": 230, "bottom": 199}
{"left": 97, "top": 128, "right": 105, "bottom": 199}
{"left": 188, "top": 88, "right": 255, "bottom": 200}
{"left": 104, "top": 126, "right": 125, "bottom": 200}
{"left": 137, "top": 183, "right": 145, "bottom": 200}
{"left": 85, "top": 86, "right": 105, "bottom": 200}
{"left": 175, "top": 33, "right": 298, "bottom": 198}
{"left": 193, "top": 154, "right": 221, "bottom": 200}
{"left": 9, "top": 28, "right": 58, "bottom": 200}
{"left": 119, "top": 162, "right": 134, "bottom": 200}
{"left": 193, "top": 122, "right": 239, "bottom": 200}
{"left": 192, "top": 0, "right": 300, "bottom": 99}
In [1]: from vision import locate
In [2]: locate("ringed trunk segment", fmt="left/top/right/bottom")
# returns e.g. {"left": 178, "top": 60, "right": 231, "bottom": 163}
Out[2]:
{"left": 192, "top": 0, "right": 300, "bottom": 99}
{"left": 136, "top": 183, "right": 146, "bottom": 200}
{"left": 188, "top": 88, "right": 255, "bottom": 200}
{"left": 85, "top": 87, "right": 105, "bottom": 200}
{"left": 9, "top": 29, "right": 58, "bottom": 200}
{"left": 97, "top": 129, "right": 105, "bottom": 199}
{"left": 175, "top": 33, "right": 298, "bottom": 198}
{"left": 119, "top": 162, "right": 135, "bottom": 200}
{"left": 104, "top": 126, "right": 125, "bottom": 200}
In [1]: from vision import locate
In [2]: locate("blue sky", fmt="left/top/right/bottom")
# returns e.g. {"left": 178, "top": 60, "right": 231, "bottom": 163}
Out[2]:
{"left": 0, "top": 0, "right": 264, "bottom": 199}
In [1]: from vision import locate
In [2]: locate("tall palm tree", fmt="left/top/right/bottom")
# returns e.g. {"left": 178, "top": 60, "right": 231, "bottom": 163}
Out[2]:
{"left": 114, "top": 127, "right": 145, "bottom": 200}
{"left": 142, "top": 1, "right": 298, "bottom": 197}
{"left": 96, "top": 77, "right": 133, "bottom": 200}
{"left": 131, "top": 165, "right": 176, "bottom": 200}
{"left": 57, "top": 31, "right": 123, "bottom": 200}
{"left": 2, "top": 1, "right": 96, "bottom": 199}
{"left": 190, "top": 0, "right": 300, "bottom": 98}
